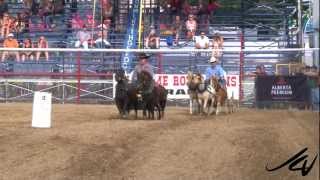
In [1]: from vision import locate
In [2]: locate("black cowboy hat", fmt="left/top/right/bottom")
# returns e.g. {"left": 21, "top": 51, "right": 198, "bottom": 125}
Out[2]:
{"left": 137, "top": 53, "right": 151, "bottom": 59}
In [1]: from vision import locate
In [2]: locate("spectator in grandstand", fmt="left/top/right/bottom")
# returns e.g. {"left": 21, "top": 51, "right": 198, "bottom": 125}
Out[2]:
{"left": 167, "top": 0, "right": 183, "bottom": 20}
{"left": 304, "top": 66, "right": 319, "bottom": 111}
{"left": 23, "top": 0, "right": 33, "bottom": 10}
{"left": 0, "top": 12, "right": 14, "bottom": 38}
{"left": 205, "top": 56, "right": 226, "bottom": 89}
{"left": 185, "top": 14, "right": 197, "bottom": 40}
{"left": 75, "top": 25, "right": 90, "bottom": 49}
{"left": 23, "top": 0, "right": 38, "bottom": 15}
{"left": 198, "top": 0, "right": 221, "bottom": 21}
{"left": 12, "top": 13, "right": 26, "bottom": 34}
{"left": 85, "top": 14, "right": 96, "bottom": 29}
{"left": 0, "top": 0, "right": 8, "bottom": 18}
{"left": 145, "top": 29, "right": 160, "bottom": 49}
{"left": 52, "top": 0, "right": 65, "bottom": 14}
{"left": 39, "top": 0, "right": 53, "bottom": 16}
{"left": 251, "top": 65, "right": 267, "bottom": 76}
{"left": 94, "top": 31, "right": 111, "bottom": 48}
{"left": 101, "top": 0, "right": 113, "bottom": 20}
{"left": 163, "top": 27, "right": 176, "bottom": 47}
{"left": 71, "top": 13, "right": 84, "bottom": 30}
{"left": 20, "top": 38, "right": 35, "bottom": 61}
{"left": 195, "top": 31, "right": 210, "bottom": 49}
{"left": 211, "top": 33, "right": 224, "bottom": 58}
{"left": 183, "top": 0, "right": 200, "bottom": 16}
{"left": 131, "top": 53, "right": 154, "bottom": 85}
{"left": 39, "top": 0, "right": 54, "bottom": 29}
{"left": 173, "top": 15, "right": 182, "bottom": 45}
{"left": 96, "top": 18, "right": 111, "bottom": 31}
{"left": 35, "top": 36, "right": 49, "bottom": 61}
{"left": 1, "top": 33, "right": 20, "bottom": 62}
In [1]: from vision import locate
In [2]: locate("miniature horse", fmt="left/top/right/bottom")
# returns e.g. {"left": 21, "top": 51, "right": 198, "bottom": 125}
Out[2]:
{"left": 187, "top": 71, "right": 215, "bottom": 115}
{"left": 137, "top": 71, "right": 167, "bottom": 120}
{"left": 114, "top": 69, "right": 138, "bottom": 119}
{"left": 210, "top": 77, "right": 228, "bottom": 115}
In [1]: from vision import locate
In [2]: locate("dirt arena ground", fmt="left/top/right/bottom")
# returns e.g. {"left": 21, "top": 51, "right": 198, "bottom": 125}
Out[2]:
{"left": 0, "top": 103, "right": 318, "bottom": 180}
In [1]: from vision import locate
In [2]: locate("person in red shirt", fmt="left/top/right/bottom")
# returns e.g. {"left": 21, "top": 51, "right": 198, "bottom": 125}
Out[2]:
{"left": 1, "top": 33, "right": 20, "bottom": 62}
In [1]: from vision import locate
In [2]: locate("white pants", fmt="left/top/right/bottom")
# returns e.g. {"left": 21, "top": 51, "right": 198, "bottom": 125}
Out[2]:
{"left": 75, "top": 41, "right": 88, "bottom": 49}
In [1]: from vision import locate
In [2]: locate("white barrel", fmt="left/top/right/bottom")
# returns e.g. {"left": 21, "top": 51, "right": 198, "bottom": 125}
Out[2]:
{"left": 32, "top": 92, "right": 52, "bottom": 128}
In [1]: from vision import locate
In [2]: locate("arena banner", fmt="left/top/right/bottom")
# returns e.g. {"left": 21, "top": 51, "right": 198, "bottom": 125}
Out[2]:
{"left": 255, "top": 75, "right": 309, "bottom": 102}
{"left": 155, "top": 74, "right": 240, "bottom": 100}
{"left": 120, "top": 0, "right": 140, "bottom": 73}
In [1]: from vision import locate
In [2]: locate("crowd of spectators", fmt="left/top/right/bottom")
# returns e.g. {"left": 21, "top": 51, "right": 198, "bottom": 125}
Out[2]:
{"left": 1, "top": 33, "right": 49, "bottom": 62}
{"left": 156, "top": 0, "right": 222, "bottom": 49}
{"left": 0, "top": 0, "right": 113, "bottom": 62}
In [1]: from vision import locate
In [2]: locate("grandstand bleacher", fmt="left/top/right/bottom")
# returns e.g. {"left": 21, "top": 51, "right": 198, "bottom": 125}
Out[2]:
{"left": 0, "top": 0, "right": 307, "bottom": 105}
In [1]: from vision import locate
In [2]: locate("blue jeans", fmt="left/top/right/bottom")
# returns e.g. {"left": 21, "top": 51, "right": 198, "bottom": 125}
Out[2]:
{"left": 218, "top": 79, "right": 226, "bottom": 89}
{"left": 311, "top": 87, "right": 319, "bottom": 111}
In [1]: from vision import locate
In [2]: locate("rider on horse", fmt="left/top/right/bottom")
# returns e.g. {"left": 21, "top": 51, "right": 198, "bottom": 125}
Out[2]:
{"left": 205, "top": 56, "right": 227, "bottom": 89}
{"left": 205, "top": 33, "right": 227, "bottom": 89}
{"left": 131, "top": 53, "right": 155, "bottom": 94}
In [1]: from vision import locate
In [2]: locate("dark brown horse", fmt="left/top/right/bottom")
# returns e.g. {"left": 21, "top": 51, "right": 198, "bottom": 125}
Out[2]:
{"left": 137, "top": 71, "right": 167, "bottom": 120}
{"left": 114, "top": 69, "right": 138, "bottom": 119}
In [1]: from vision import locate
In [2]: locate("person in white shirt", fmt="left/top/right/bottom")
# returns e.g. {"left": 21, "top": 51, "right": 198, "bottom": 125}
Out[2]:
{"left": 195, "top": 31, "right": 210, "bottom": 49}
{"left": 94, "top": 31, "right": 111, "bottom": 48}
{"left": 75, "top": 25, "right": 90, "bottom": 49}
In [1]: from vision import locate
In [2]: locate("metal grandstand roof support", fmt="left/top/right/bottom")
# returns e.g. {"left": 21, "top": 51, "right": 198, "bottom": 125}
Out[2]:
{"left": 239, "top": 0, "right": 245, "bottom": 102}
{"left": 297, "top": 0, "right": 304, "bottom": 48}
{"left": 92, "top": 0, "right": 97, "bottom": 40}
{"left": 138, "top": 0, "right": 144, "bottom": 48}
{"left": 313, "top": 0, "right": 319, "bottom": 67}
{"left": 239, "top": 32, "right": 245, "bottom": 102}
{"left": 76, "top": 52, "right": 81, "bottom": 104}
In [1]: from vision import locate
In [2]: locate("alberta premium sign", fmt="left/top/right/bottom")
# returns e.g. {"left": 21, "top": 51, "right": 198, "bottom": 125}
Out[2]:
{"left": 256, "top": 76, "right": 309, "bottom": 102}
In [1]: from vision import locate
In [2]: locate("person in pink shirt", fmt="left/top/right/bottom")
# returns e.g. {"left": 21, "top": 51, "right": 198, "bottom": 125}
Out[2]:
{"left": 85, "top": 14, "right": 96, "bottom": 29}
{"left": 185, "top": 14, "right": 197, "bottom": 40}
{"left": 71, "top": 13, "right": 84, "bottom": 30}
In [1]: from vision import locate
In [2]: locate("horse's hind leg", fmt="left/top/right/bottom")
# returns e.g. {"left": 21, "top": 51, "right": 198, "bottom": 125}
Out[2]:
{"left": 156, "top": 103, "right": 162, "bottom": 120}
{"left": 123, "top": 101, "right": 129, "bottom": 119}
{"left": 203, "top": 99, "right": 209, "bottom": 115}
{"left": 189, "top": 99, "right": 193, "bottom": 115}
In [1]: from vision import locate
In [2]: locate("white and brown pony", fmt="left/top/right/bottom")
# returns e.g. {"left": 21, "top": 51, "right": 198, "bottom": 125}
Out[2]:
{"left": 209, "top": 76, "right": 229, "bottom": 115}
{"left": 187, "top": 72, "right": 215, "bottom": 115}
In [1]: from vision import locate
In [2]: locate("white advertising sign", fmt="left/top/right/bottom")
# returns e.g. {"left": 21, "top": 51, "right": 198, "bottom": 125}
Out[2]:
{"left": 155, "top": 74, "right": 240, "bottom": 100}
{"left": 32, "top": 92, "right": 52, "bottom": 128}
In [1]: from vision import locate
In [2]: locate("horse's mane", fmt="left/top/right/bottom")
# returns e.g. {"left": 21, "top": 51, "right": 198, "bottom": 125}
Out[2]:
{"left": 211, "top": 77, "right": 222, "bottom": 90}
{"left": 115, "top": 69, "right": 127, "bottom": 82}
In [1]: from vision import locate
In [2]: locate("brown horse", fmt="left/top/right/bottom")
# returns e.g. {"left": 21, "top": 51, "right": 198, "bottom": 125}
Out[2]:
{"left": 210, "top": 76, "right": 228, "bottom": 115}
{"left": 137, "top": 70, "right": 167, "bottom": 120}
{"left": 187, "top": 71, "right": 199, "bottom": 114}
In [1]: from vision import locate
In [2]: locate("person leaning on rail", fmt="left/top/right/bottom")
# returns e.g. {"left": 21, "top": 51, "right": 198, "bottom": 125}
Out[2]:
{"left": 1, "top": 33, "right": 20, "bottom": 62}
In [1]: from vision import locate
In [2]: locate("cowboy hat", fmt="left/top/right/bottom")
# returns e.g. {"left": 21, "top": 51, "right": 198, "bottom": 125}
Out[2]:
{"left": 209, "top": 56, "right": 217, "bottom": 63}
{"left": 7, "top": 33, "right": 14, "bottom": 37}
